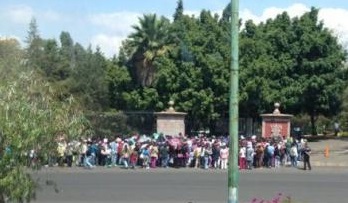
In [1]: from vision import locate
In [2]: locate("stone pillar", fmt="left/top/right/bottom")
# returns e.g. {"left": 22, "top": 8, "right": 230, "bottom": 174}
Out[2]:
{"left": 155, "top": 101, "right": 187, "bottom": 136}
{"left": 260, "top": 103, "right": 293, "bottom": 138}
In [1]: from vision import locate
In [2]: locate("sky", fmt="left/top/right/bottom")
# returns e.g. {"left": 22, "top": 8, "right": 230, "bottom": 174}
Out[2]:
{"left": 1, "top": 0, "right": 348, "bottom": 58}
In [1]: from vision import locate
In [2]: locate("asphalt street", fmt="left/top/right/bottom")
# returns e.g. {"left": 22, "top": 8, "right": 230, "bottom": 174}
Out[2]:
{"left": 33, "top": 167, "right": 348, "bottom": 203}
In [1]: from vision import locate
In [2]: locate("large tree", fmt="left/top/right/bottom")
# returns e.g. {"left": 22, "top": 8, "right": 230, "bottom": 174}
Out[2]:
{"left": 128, "top": 14, "right": 170, "bottom": 87}
{"left": 173, "top": 0, "right": 184, "bottom": 21}
{"left": 0, "top": 38, "right": 23, "bottom": 65}
{"left": 25, "top": 18, "right": 43, "bottom": 69}
{"left": 40, "top": 39, "right": 60, "bottom": 80}
{"left": 107, "top": 57, "right": 132, "bottom": 110}
{"left": 153, "top": 9, "right": 231, "bottom": 133}
{"left": 57, "top": 31, "right": 75, "bottom": 80}
{"left": 293, "top": 8, "right": 347, "bottom": 134}
{"left": 70, "top": 46, "right": 109, "bottom": 110}
{"left": 239, "top": 8, "right": 347, "bottom": 135}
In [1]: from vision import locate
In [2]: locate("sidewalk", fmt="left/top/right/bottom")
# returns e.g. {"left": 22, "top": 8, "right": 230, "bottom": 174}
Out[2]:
{"left": 307, "top": 137, "right": 348, "bottom": 167}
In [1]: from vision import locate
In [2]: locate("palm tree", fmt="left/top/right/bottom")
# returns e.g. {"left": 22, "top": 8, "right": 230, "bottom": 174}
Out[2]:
{"left": 128, "top": 14, "right": 170, "bottom": 87}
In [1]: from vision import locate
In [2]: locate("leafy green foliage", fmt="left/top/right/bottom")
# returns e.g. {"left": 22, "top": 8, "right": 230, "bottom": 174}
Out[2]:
{"left": 111, "top": 4, "right": 347, "bottom": 135}
{"left": 25, "top": 18, "right": 43, "bottom": 69}
{"left": 338, "top": 72, "right": 348, "bottom": 130}
{"left": 173, "top": 0, "right": 184, "bottom": 21}
{"left": 239, "top": 8, "right": 347, "bottom": 134}
{"left": 70, "top": 47, "right": 109, "bottom": 111}
{"left": 127, "top": 14, "right": 171, "bottom": 87}
{"left": 0, "top": 43, "right": 88, "bottom": 202}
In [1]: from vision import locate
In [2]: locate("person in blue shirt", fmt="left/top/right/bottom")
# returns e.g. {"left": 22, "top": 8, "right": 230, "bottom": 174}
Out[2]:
{"left": 266, "top": 143, "right": 275, "bottom": 168}
{"left": 141, "top": 146, "right": 150, "bottom": 169}
{"left": 109, "top": 137, "right": 118, "bottom": 167}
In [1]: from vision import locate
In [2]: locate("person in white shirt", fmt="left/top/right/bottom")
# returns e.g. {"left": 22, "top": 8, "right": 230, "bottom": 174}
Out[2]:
{"left": 239, "top": 144, "right": 246, "bottom": 169}
{"left": 290, "top": 143, "right": 298, "bottom": 167}
{"left": 220, "top": 144, "right": 229, "bottom": 169}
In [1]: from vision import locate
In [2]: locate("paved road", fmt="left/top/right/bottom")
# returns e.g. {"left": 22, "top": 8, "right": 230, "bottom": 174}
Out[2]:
{"left": 33, "top": 167, "right": 348, "bottom": 203}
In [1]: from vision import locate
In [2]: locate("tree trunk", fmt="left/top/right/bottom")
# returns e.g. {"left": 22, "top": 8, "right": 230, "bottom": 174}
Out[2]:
{"left": 0, "top": 193, "right": 5, "bottom": 203}
{"left": 133, "top": 59, "right": 155, "bottom": 87}
{"left": 144, "top": 63, "right": 155, "bottom": 87}
{"left": 310, "top": 113, "right": 317, "bottom": 136}
{"left": 132, "top": 51, "right": 157, "bottom": 87}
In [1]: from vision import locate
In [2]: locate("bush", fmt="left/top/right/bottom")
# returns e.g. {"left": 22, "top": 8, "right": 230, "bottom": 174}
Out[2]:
{"left": 292, "top": 114, "right": 334, "bottom": 135}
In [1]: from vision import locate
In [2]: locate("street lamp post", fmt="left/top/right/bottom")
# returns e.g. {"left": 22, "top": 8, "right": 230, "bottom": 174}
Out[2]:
{"left": 228, "top": 0, "right": 239, "bottom": 203}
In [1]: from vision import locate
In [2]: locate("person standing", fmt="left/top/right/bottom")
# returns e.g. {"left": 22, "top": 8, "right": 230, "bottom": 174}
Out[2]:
{"left": 193, "top": 144, "right": 202, "bottom": 168}
{"left": 150, "top": 143, "right": 159, "bottom": 168}
{"left": 141, "top": 146, "right": 150, "bottom": 169}
{"left": 101, "top": 145, "right": 111, "bottom": 167}
{"left": 303, "top": 142, "right": 312, "bottom": 170}
{"left": 290, "top": 143, "right": 298, "bottom": 167}
{"left": 84, "top": 142, "right": 94, "bottom": 169}
{"left": 57, "top": 139, "right": 67, "bottom": 167}
{"left": 334, "top": 122, "right": 340, "bottom": 136}
{"left": 129, "top": 146, "right": 138, "bottom": 169}
{"left": 266, "top": 143, "right": 275, "bottom": 168}
{"left": 121, "top": 144, "right": 130, "bottom": 169}
{"left": 274, "top": 143, "right": 281, "bottom": 168}
{"left": 109, "top": 137, "right": 118, "bottom": 167}
{"left": 239, "top": 144, "right": 246, "bottom": 170}
{"left": 212, "top": 142, "right": 220, "bottom": 169}
{"left": 220, "top": 144, "right": 229, "bottom": 169}
{"left": 246, "top": 142, "right": 254, "bottom": 170}
{"left": 255, "top": 143, "right": 264, "bottom": 168}
{"left": 204, "top": 144, "right": 212, "bottom": 169}
{"left": 159, "top": 145, "right": 169, "bottom": 168}
{"left": 65, "top": 142, "right": 74, "bottom": 167}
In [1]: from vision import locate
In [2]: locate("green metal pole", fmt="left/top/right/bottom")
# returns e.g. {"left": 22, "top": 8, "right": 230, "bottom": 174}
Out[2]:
{"left": 228, "top": 0, "right": 239, "bottom": 203}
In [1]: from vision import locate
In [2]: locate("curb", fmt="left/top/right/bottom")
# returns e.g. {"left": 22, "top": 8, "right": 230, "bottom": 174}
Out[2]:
{"left": 311, "top": 161, "right": 348, "bottom": 167}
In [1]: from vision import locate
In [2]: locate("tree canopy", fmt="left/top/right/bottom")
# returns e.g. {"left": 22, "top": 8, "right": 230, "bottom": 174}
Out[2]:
{"left": 2, "top": 4, "right": 346, "bottom": 136}
{"left": 239, "top": 8, "right": 347, "bottom": 134}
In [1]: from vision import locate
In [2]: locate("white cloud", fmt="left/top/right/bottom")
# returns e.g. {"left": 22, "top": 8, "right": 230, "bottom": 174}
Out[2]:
{"left": 2, "top": 5, "right": 62, "bottom": 25}
{"left": 241, "top": 3, "right": 309, "bottom": 24}
{"left": 88, "top": 11, "right": 142, "bottom": 58}
{"left": 241, "top": 3, "right": 348, "bottom": 48}
{"left": 319, "top": 8, "right": 348, "bottom": 47}
{"left": 91, "top": 34, "right": 125, "bottom": 58}
{"left": 89, "top": 12, "right": 140, "bottom": 36}
{"left": 6, "top": 5, "right": 34, "bottom": 24}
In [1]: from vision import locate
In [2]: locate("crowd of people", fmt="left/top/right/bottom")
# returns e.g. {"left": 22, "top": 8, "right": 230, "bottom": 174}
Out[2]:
{"left": 49, "top": 133, "right": 311, "bottom": 171}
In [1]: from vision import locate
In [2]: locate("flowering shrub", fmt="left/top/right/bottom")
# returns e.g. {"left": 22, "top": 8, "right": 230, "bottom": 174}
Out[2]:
{"left": 251, "top": 193, "right": 291, "bottom": 203}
